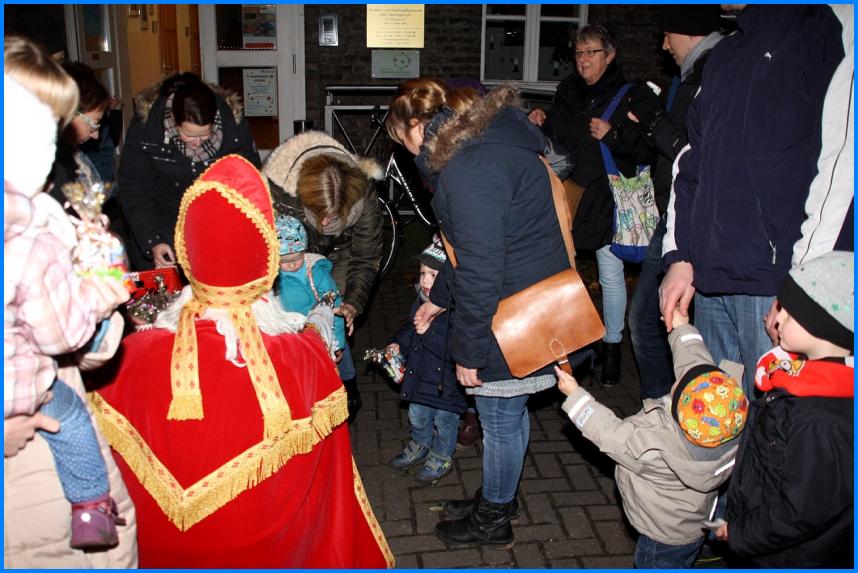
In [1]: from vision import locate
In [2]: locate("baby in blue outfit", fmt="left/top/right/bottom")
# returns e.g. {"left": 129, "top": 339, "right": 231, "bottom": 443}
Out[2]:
{"left": 274, "top": 215, "right": 346, "bottom": 355}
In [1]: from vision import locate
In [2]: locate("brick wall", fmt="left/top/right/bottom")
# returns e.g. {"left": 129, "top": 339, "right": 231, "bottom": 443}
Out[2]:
{"left": 303, "top": 4, "right": 674, "bottom": 154}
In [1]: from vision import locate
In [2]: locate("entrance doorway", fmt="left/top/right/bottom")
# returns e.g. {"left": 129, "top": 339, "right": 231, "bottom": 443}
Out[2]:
{"left": 199, "top": 4, "right": 306, "bottom": 155}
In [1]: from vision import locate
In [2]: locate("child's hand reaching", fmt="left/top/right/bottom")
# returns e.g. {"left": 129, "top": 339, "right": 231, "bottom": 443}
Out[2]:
{"left": 671, "top": 311, "right": 689, "bottom": 328}
{"left": 554, "top": 365, "right": 579, "bottom": 396}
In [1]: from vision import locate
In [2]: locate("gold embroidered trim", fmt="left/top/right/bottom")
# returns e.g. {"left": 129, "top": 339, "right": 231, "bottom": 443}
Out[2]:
{"left": 169, "top": 160, "right": 287, "bottom": 437}
{"left": 351, "top": 457, "right": 395, "bottom": 568}
{"left": 90, "top": 387, "right": 348, "bottom": 531}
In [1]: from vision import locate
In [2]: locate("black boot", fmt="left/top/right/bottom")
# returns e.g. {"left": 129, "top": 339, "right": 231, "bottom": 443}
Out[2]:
{"left": 442, "top": 488, "right": 519, "bottom": 521}
{"left": 601, "top": 341, "right": 622, "bottom": 385}
{"left": 342, "top": 377, "right": 362, "bottom": 424}
{"left": 435, "top": 494, "right": 515, "bottom": 546}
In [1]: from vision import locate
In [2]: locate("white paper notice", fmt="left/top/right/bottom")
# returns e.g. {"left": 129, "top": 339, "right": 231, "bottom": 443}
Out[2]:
{"left": 243, "top": 68, "right": 277, "bottom": 117}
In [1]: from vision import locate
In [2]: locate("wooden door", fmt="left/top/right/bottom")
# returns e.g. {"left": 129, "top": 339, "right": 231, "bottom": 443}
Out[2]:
{"left": 158, "top": 5, "right": 179, "bottom": 76}
{"left": 188, "top": 4, "right": 201, "bottom": 75}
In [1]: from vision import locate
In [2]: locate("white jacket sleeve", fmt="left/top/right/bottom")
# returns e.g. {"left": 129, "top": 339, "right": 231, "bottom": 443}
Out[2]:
{"left": 793, "top": 4, "right": 854, "bottom": 265}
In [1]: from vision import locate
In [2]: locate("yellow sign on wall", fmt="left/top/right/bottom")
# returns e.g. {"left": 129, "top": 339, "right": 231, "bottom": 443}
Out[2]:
{"left": 366, "top": 5, "right": 424, "bottom": 48}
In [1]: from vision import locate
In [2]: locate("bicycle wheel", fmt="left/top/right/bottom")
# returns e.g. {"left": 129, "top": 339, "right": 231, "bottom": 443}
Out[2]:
{"left": 377, "top": 195, "right": 402, "bottom": 280}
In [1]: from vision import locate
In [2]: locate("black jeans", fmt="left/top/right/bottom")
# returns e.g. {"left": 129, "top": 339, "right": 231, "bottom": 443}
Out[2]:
{"left": 628, "top": 216, "right": 674, "bottom": 399}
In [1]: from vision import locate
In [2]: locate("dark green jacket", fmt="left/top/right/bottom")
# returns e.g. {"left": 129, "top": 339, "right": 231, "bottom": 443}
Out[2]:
{"left": 262, "top": 131, "right": 383, "bottom": 315}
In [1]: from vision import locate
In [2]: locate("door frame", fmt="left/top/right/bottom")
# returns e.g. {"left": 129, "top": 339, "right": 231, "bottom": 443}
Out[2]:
{"left": 198, "top": 4, "right": 306, "bottom": 149}
{"left": 65, "top": 5, "right": 133, "bottom": 144}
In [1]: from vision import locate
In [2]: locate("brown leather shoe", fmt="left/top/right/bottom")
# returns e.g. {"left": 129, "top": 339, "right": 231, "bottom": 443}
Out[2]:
{"left": 456, "top": 410, "right": 480, "bottom": 448}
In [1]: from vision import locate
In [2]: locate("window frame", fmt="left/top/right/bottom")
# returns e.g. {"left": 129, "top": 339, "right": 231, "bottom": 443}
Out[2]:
{"left": 480, "top": 4, "right": 588, "bottom": 89}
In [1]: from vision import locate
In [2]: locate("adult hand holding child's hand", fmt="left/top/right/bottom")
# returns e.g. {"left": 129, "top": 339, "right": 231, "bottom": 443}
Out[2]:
{"left": 414, "top": 301, "right": 443, "bottom": 335}
{"left": 672, "top": 312, "right": 689, "bottom": 328}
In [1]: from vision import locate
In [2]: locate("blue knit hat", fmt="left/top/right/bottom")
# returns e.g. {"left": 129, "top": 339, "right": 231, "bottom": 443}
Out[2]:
{"left": 275, "top": 214, "right": 307, "bottom": 256}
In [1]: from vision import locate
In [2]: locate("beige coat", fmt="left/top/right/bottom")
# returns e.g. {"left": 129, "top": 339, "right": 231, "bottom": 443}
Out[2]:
{"left": 4, "top": 312, "right": 138, "bottom": 568}
{"left": 561, "top": 324, "right": 743, "bottom": 545}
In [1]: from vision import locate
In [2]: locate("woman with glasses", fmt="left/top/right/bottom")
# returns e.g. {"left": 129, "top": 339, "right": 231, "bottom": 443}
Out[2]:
{"left": 46, "top": 61, "right": 111, "bottom": 205}
{"left": 118, "top": 72, "right": 260, "bottom": 270}
{"left": 534, "top": 25, "right": 655, "bottom": 387}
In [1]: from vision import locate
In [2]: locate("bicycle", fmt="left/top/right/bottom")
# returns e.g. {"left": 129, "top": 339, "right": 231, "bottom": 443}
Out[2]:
{"left": 339, "top": 106, "right": 438, "bottom": 279}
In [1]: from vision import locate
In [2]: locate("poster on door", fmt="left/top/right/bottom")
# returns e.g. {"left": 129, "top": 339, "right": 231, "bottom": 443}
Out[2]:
{"left": 243, "top": 68, "right": 277, "bottom": 117}
{"left": 242, "top": 5, "right": 276, "bottom": 49}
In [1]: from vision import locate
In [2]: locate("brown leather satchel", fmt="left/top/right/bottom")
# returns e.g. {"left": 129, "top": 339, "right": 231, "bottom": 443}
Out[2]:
{"left": 442, "top": 158, "right": 604, "bottom": 378}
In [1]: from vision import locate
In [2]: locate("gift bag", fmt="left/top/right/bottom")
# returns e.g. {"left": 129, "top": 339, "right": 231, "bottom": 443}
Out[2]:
{"left": 599, "top": 84, "right": 659, "bottom": 264}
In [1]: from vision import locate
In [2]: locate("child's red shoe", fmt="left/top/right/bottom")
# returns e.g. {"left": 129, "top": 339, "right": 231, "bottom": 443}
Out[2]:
{"left": 70, "top": 494, "right": 125, "bottom": 549}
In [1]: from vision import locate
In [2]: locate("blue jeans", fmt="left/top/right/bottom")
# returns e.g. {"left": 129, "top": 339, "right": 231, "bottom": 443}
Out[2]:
{"left": 337, "top": 342, "right": 357, "bottom": 380}
{"left": 39, "top": 379, "right": 109, "bottom": 503}
{"left": 595, "top": 244, "right": 627, "bottom": 343}
{"left": 693, "top": 292, "right": 775, "bottom": 398}
{"left": 408, "top": 403, "right": 460, "bottom": 459}
{"left": 628, "top": 217, "right": 674, "bottom": 399}
{"left": 634, "top": 534, "right": 704, "bottom": 568}
{"left": 474, "top": 394, "right": 530, "bottom": 504}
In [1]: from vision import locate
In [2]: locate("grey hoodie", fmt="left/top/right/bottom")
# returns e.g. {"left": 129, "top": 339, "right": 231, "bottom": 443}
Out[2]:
{"left": 561, "top": 324, "right": 744, "bottom": 545}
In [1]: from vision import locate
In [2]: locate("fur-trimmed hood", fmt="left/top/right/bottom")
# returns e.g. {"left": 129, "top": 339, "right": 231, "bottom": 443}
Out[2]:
{"left": 261, "top": 131, "right": 383, "bottom": 199}
{"left": 133, "top": 77, "right": 245, "bottom": 124}
{"left": 425, "top": 85, "right": 523, "bottom": 172}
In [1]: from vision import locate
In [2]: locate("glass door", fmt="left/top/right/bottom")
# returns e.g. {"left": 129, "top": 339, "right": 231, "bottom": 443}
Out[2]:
{"left": 67, "top": 5, "right": 123, "bottom": 95}
{"left": 199, "top": 4, "right": 305, "bottom": 156}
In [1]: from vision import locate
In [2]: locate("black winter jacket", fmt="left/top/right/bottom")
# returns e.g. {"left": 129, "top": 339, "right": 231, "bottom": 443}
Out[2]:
{"left": 118, "top": 81, "right": 260, "bottom": 270}
{"left": 393, "top": 296, "right": 466, "bottom": 415}
{"left": 665, "top": 5, "right": 844, "bottom": 294}
{"left": 726, "top": 388, "right": 853, "bottom": 567}
{"left": 422, "top": 87, "right": 570, "bottom": 382}
{"left": 545, "top": 63, "right": 653, "bottom": 250}
{"left": 640, "top": 48, "right": 715, "bottom": 215}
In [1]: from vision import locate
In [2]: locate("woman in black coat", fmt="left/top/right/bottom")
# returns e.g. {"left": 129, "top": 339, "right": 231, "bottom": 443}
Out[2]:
{"left": 540, "top": 25, "right": 653, "bottom": 385}
{"left": 118, "top": 73, "right": 260, "bottom": 270}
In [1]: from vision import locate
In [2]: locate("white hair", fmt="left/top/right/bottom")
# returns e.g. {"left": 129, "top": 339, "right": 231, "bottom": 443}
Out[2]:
{"left": 154, "top": 285, "right": 307, "bottom": 366}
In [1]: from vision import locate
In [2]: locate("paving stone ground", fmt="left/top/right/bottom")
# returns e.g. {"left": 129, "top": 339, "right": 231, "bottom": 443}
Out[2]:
{"left": 351, "top": 225, "right": 645, "bottom": 569}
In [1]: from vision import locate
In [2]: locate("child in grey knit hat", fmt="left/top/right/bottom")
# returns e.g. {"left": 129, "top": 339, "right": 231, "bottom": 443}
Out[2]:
{"left": 719, "top": 250, "right": 853, "bottom": 568}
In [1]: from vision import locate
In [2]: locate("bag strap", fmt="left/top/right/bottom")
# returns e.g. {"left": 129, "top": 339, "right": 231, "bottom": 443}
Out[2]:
{"left": 440, "top": 157, "right": 576, "bottom": 270}
{"left": 598, "top": 83, "right": 634, "bottom": 176}
{"left": 599, "top": 83, "right": 634, "bottom": 121}
{"left": 540, "top": 156, "right": 577, "bottom": 269}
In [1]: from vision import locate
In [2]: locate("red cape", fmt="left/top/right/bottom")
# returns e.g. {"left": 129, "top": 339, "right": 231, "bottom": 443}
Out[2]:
{"left": 90, "top": 321, "right": 393, "bottom": 568}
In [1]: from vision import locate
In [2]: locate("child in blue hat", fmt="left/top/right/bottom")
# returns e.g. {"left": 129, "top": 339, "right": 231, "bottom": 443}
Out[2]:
{"left": 274, "top": 214, "right": 346, "bottom": 356}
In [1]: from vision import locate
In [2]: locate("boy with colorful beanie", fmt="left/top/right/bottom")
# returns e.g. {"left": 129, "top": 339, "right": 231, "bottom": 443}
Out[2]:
{"left": 718, "top": 251, "right": 853, "bottom": 568}
{"left": 555, "top": 312, "right": 749, "bottom": 568}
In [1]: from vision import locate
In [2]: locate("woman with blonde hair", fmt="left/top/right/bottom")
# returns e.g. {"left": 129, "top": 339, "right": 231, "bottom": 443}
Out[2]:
{"left": 386, "top": 77, "right": 569, "bottom": 546}
{"left": 262, "top": 130, "right": 383, "bottom": 424}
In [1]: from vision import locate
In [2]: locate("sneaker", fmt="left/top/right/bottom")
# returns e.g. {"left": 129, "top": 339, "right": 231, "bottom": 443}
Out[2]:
{"left": 415, "top": 452, "right": 453, "bottom": 485}
{"left": 390, "top": 441, "right": 430, "bottom": 471}
{"left": 70, "top": 494, "right": 125, "bottom": 549}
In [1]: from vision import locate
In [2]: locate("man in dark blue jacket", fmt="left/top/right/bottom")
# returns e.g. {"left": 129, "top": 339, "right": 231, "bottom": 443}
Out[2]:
{"left": 659, "top": 4, "right": 844, "bottom": 396}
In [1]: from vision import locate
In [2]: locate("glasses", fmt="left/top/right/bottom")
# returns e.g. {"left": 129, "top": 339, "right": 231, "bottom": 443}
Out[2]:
{"left": 76, "top": 111, "right": 101, "bottom": 132}
{"left": 574, "top": 48, "right": 605, "bottom": 60}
